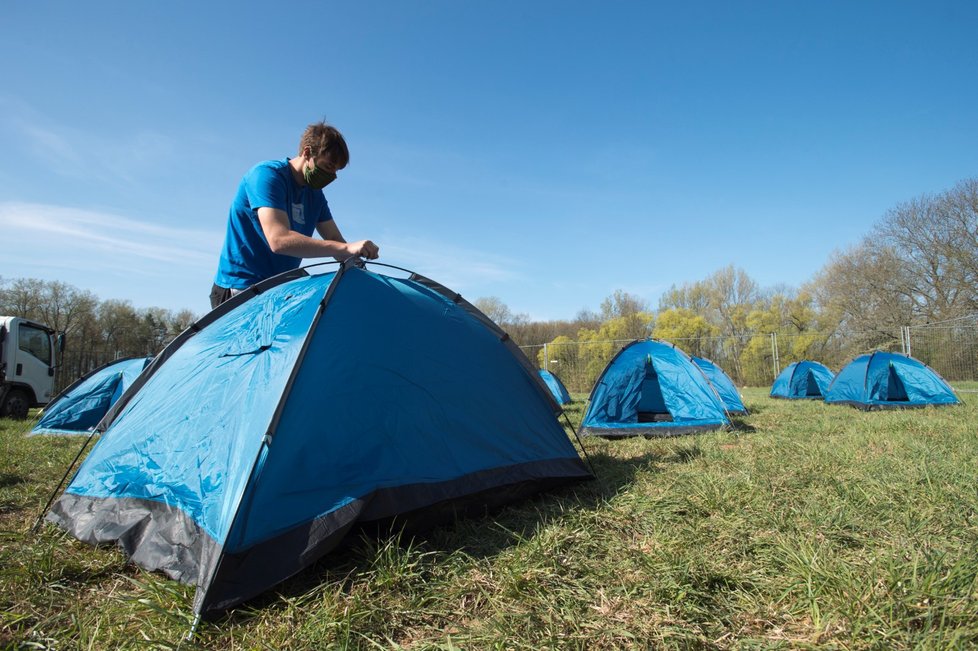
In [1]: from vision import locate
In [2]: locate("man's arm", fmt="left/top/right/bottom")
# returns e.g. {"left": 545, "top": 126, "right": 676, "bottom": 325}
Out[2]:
{"left": 315, "top": 219, "right": 346, "bottom": 246}
{"left": 257, "top": 208, "right": 378, "bottom": 259}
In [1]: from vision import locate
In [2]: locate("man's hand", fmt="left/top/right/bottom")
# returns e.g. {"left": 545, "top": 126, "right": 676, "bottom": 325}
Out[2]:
{"left": 346, "top": 240, "right": 380, "bottom": 260}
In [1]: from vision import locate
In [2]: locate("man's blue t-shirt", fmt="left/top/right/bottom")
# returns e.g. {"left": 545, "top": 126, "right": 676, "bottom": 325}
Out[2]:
{"left": 214, "top": 158, "right": 334, "bottom": 289}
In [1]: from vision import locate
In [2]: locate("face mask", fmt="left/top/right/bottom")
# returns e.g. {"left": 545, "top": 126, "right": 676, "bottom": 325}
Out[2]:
{"left": 304, "top": 164, "right": 336, "bottom": 189}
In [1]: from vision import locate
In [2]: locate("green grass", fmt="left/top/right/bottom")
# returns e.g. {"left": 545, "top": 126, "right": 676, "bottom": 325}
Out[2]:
{"left": 2, "top": 388, "right": 977, "bottom": 649}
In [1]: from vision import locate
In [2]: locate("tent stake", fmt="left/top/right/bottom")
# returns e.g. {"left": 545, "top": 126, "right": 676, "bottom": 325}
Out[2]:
{"left": 185, "top": 613, "right": 201, "bottom": 642}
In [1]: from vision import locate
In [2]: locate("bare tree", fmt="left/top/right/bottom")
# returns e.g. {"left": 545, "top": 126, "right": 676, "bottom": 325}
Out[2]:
{"left": 939, "top": 178, "right": 978, "bottom": 312}
{"left": 472, "top": 296, "right": 513, "bottom": 326}
{"left": 0, "top": 278, "right": 46, "bottom": 317}
{"left": 811, "top": 243, "right": 913, "bottom": 350}
{"left": 874, "top": 192, "right": 972, "bottom": 321}
{"left": 600, "top": 289, "right": 649, "bottom": 320}
{"left": 815, "top": 177, "right": 978, "bottom": 340}
{"left": 573, "top": 307, "right": 602, "bottom": 330}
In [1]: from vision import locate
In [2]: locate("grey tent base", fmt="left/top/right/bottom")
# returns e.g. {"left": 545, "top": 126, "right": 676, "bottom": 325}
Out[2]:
{"left": 47, "top": 457, "right": 590, "bottom": 617}
{"left": 47, "top": 493, "right": 215, "bottom": 585}
{"left": 769, "top": 395, "right": 824, "bottom": 400}
{"left": 579, "top": 424, "right": 728, "bottom": 439}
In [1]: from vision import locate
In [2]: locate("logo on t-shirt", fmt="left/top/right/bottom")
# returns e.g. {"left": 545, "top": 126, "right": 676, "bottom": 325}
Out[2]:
{"left": 292, "top": 203, "right": 305, "bottom": 226}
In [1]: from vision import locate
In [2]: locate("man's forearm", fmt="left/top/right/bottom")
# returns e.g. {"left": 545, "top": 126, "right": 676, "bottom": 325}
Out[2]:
{"left": 266, "top": 231, "right": 351, "bottom": 258}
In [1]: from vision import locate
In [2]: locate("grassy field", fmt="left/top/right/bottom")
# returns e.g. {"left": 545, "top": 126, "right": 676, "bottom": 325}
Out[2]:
{"left": 2, "top": 386, "right": 977, "bottom": 649}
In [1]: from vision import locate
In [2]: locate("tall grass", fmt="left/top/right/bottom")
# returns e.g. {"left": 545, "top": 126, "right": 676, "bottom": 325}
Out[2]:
{"left": 2, "top": 388, "right": 976, "bottom": 649}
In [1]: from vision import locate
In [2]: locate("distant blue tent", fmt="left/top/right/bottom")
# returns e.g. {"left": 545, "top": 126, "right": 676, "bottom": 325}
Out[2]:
{"left": 538, "top": 369, "right": 572, "bottom": 405}
{"left": 770, "top": 361, "right": 835, "bottom": 400}
{"left": 580, "top": 339, "right": 730, "bottom": 438}
{"left": 46, "top": 260, "right": 591, "bottom": 617}
{"left": 691, "top": 356, "right": 748, "bottom": 415}
{"left": 824, "top": 351, "right": 959, "bottom": 410}
{"left": 31, "top": 356, "right": 153, "bottom": 435}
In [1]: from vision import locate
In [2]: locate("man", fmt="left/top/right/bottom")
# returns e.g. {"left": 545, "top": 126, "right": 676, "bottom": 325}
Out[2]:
{"left": 210, "top": 122, "right": 379, "bottom": 308}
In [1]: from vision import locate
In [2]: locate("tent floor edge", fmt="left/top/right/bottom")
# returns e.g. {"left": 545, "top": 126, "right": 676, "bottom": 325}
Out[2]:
{"left": 826, "top": 399, "right": 960, "bottom": 411}
{"left": 580, "top": 424, "right": 728, "bottom": 438}
{"left": 46, "top": 458, "right": 592, "bottom": 619}
{"left": 199, "top": 457, "right": 590, "bottom": 616}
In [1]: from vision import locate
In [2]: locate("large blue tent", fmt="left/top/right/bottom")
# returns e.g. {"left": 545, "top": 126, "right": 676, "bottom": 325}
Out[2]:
{"left": 538, "top": 369, "right": 572, "bottom": 405}
{"left": 824, "top": 351, "right": 960, "bottom": 410}
{"left": 580, "top": 339, "right": 730, "bottom": 438}
{"left": 46, "top": 260, "right": 591, "bottom": 617}
{"left": 770, "top": 360, "right": 835, "bottom": 400}
{"left": 691, "top": 356, "right": 748, "bottom": 415}
{"left": 31, "top": 356, "right": 153, "bottom": 435}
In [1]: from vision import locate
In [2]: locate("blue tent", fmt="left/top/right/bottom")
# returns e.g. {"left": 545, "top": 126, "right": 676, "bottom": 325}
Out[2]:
{"left": 31, "top": 356, "right": 153, "bottom": 435}
{"left": 46, "top": 260, "right": 591, "bottom": 617}
{"left": 770, "top": 361, "right": 835, "bottom": 399}
{"left": 580, "top": 339, "right": 730, "bottom": 438}
{"left": 691, "top": 356, "right": 748, "bottom": 415}
{"left": 824, "top": 351, "right": 960, "bottom": 410}
{"left": 538, "top": 369, "right": 572, "bottom": 405}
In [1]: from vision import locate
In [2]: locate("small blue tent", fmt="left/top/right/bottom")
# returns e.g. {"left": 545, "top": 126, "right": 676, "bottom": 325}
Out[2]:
{"left": 538, "top": 369, "right": 572, "bottom": 405}
{"left": 46, "top": 260, "right": 591, "bottom": 617}
{"left": 824, "top": 351, "right": 959, "bottom": 410}
{"left": 31, "top": 356, "right": 153, "bottom": 435}
{"left": 691, "top": 356, "right": 748, "bottom": 415}
{"left": 580, "top": 339, "right": 730, "bottom": 438}
{"left": 770, "top": 361, "right": 835, "bottom": 400}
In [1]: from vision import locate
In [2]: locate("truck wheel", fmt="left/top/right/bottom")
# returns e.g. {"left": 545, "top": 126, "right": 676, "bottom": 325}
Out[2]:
{"left": 1, "top": 389, "right": 30, "bottom": 419}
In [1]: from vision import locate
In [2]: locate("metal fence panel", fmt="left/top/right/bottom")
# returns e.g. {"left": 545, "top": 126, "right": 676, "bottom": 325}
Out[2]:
{"left": 906, "top": 324, "right": 978, "bottom": 383}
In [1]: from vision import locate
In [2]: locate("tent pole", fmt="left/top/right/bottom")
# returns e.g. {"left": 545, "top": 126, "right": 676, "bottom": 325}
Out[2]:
{"left": 561, "top": 411, "right": 597, "bottom": 479}
{"left": 199, "top": 263, "right": 350, "bottom": 615}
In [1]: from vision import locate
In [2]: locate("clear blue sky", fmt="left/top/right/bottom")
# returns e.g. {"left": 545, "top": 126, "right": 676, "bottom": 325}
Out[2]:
{"left": 2, "top": 1, "right": 976, "bottom": 323}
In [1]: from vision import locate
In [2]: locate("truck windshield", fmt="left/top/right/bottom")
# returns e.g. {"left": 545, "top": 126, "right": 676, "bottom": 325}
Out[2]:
{"left": 18, "top": 324, "right": 51, "bottom": 366}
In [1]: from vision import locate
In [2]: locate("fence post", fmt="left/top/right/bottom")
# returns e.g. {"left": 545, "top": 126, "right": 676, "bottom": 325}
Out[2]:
{"left": 904, "top": 326, "right": 912, "bottom": 357}
{"left": 770, "top": 332, "right": 780, "bottom": 381}
{"left": 543, "top": 343, "right": 549, "bottom": 371}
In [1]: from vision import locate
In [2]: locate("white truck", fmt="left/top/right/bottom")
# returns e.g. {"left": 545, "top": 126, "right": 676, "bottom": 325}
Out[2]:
{"left": 0, "top": 316, "right": 63, "bottom": 419}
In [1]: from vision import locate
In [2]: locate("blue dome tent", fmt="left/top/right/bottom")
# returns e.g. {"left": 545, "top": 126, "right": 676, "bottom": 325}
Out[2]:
{"left": 46, "top": 260, "right": 591, "bottom": 618}
{"left": 580, "top": 339, "right": 730, "bottom": 438}
{"left": 691, "top": 356, "right": 748, "bottom": 415}
{"left": 538, "top": 369, "right": 572, "bottom": 405}
{"left": 31, "top": 356, "right": 153, "bottom": 436}
{"left": 824, "top": 351, "right": 960, "bottom": 410}
{"left": 770, "top": 360, "right": 835, "bottom": 399}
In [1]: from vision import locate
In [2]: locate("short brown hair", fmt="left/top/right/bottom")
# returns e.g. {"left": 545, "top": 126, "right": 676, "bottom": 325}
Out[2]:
{"left": 299, "top": 122, "right": 350, "bottom": 168}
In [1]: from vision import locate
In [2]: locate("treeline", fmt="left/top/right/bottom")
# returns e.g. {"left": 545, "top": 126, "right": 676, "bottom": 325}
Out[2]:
{"left": 5, "top": 177, "right": 976, "bottom": 391}
{"left": 479, "top": 177, "right": 978, "bottom": 387}
{"left": 0, "top": 278, "right": 197, "bottom": 391}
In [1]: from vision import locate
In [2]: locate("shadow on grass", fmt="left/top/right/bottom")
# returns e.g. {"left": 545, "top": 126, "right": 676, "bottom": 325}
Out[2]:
{"left": 0, "top": 473, "right": 26, "bottom": 489}
{"left": 50, "top": 561, "right": 128, "bottom": 587}
{"left": 728, "top": 418, "right": 757, "bottom": 433}
{"left": 663, "top": 445, "right": 703, "bottom": 464}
